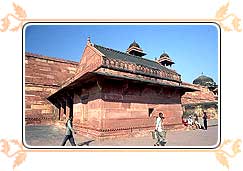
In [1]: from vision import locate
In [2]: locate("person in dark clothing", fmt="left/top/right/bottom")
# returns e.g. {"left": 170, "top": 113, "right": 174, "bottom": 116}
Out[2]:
{"left": 202, "top": 112, "right": 208, "bottom": 130}
{"left": 61, "top": 117, "right": 76, "bottom": 146}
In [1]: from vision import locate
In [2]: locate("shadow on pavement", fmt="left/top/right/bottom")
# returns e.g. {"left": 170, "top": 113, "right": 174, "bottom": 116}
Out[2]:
{"left": 78, "top": 140, "right": 95, "bottom": 146}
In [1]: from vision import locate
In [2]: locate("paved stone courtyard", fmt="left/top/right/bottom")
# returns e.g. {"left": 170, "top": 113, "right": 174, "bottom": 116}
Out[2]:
{"left": 24, "top": 122, "right": 219, "bottom": 148}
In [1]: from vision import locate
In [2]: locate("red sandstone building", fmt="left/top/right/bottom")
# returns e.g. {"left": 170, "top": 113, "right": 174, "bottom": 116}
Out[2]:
{"left": 25, "top": 38, "right": 217, "bottom": 137}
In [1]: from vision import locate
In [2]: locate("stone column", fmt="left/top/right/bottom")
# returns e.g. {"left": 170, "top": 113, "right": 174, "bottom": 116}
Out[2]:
{"left": 66, "top": 99, "right": 70, "bottom": 119}
{"left": 73, "top": 93, "right": 81, "bottom": 123}
{"left": 60, "top": 102, "right": 65, "bottom": 121}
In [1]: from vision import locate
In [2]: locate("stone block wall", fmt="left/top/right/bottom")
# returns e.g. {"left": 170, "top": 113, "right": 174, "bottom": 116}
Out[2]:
{"left": 71, "top": 79, "right": 184, "bottom": 137}
{"left": 181, "top": 82, "right": 218, "bottom": 119}
{"left": 181, "top": 82, "right": 217, "bottom": 104}
{"left": 25, "top": 53, "right": 79, "bottom": 124}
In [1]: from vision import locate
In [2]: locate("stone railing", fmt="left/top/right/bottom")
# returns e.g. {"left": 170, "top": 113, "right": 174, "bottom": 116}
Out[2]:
{"left": 102, "top": 57, "right": 181, "bottom": 82}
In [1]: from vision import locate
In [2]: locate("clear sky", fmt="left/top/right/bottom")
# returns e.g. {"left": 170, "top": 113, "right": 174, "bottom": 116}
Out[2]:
{"left": 25, "top": 23, "right": 219, "bottom": 84}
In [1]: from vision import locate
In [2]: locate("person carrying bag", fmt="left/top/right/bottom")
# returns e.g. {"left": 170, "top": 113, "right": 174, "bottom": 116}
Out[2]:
{"left": 153, "top": 112, "right": 167, "bottom": 146}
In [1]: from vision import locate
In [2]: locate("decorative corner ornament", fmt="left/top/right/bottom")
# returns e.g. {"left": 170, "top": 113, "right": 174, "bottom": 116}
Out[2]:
{"left": 0, "top": 139, "right": 27, "bottom": 170}
{"left": 215, "top": 139, "right": 241, "bottom": 170}
{"left": 215, "top": 1, "right": 242, "bottom": 32}
{"left": 0, "top": 3, "right": 27, "bottom": 32}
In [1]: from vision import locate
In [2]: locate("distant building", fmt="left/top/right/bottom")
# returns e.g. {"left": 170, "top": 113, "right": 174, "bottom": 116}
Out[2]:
{"left": 193, "top": 74, "right": 218, "bottom": 97}
{"left": 181, "top": 74, "right": 218, "bottom": 119}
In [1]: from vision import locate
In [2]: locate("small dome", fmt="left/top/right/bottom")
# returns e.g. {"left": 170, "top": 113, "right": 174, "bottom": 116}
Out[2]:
{"left": 193, "top": 75, "right": 216, "bottom": 87}
{"left": 129, "top": 41, "right": 140, "bottom": 48}
{"left": 160, "top": 52, "right": 170, "bottom": 58}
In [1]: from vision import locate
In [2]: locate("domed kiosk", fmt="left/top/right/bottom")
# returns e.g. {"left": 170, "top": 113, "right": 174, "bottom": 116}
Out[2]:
{"left": 126, "top": 40, "right": 146, "bottom": 57}
{"left": 193, "top": 74, "right": 218, "bottom": 96}
{"left": 193, "top": 74, "right": 216, "bottom": 87}
{"left": 157, "top": 51, "right": 175, "bottom": 67}
{"left": 128, "top": 41, "right": 140, "bottom": 48}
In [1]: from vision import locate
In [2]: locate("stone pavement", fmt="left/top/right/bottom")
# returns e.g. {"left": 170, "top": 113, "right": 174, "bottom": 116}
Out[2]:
{"left": 24, "top": 124, "right": 219, "bottom": 148}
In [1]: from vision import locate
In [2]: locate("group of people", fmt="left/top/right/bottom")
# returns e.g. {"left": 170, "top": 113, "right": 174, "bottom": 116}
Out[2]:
{"left": 61, "top": 112, "right": 207, "bottom": 147}
{"left": 183, "top": 112, "right": 208, "bottom": 130}
{"left": 62, "top": 113, "right": 168, "bottom": 147}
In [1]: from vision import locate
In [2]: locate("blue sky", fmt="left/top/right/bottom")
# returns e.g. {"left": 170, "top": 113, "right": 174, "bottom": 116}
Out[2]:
{"left": 25, "top": 23, "right": 219, "bottom": 84}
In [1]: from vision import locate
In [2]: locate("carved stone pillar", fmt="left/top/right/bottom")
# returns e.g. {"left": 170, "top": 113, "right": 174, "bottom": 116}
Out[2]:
{"left": 60, "top": 102, "right": 65, "bottom": 121}
{"left": 66, "top": 99, "right": 70, "bottom": 119}
{"left": 73, "top": 93, "right": 81, "bottom": 123}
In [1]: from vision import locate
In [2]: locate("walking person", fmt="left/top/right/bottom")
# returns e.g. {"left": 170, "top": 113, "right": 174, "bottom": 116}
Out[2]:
{"left": 154, "top": 112, "right": 166, "bottom": 146}
{"left": 202, "top": 111, "right": 208, "bottom": 130}
{"left": 61, "top": 116, "right": 77, "bottom": 146}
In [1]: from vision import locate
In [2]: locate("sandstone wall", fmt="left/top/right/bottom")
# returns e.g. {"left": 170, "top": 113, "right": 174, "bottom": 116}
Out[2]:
{"left": 70, "top": 79, "right": 184, "bottom": 137}
{"left": 25, "top": 53, "right": 79, "bottom": 124}
{"left": 181, "top": 82, "right": 217, "bottom": 104}
{"left": 181, "top": 82, "right": 218, "bottom": 119}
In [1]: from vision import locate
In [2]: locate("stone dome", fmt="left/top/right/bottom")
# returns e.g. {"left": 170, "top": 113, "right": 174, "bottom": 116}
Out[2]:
{"left": 129, "top": 41, "right": 140, "bottom": 48}
{"left": 193, "top": 75, "right": 216, "bottom": 87}
{"left": 160, "top": 52, "right": 170, "bottom": 58}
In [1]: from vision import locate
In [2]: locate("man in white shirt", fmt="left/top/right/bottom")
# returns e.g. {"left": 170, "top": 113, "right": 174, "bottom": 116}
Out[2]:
{"left": 154, "top": 112, "right": 166, "bottom": 146}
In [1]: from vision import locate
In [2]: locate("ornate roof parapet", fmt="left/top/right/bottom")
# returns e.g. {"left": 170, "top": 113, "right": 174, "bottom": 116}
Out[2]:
{"left": 102, "top": 56, "right": 181, "bottom": 83}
